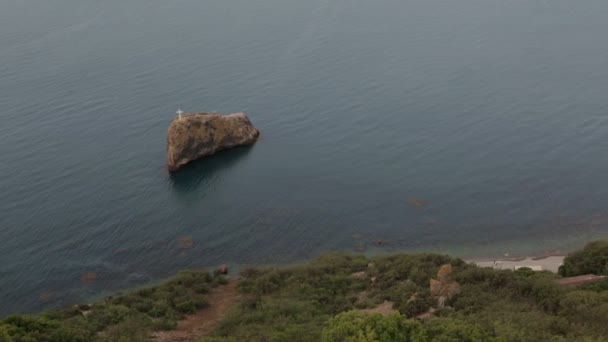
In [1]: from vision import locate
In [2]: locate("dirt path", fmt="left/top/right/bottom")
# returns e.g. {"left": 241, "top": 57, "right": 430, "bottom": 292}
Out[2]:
{"left": 152, "top": 279, "right": 240, "bottom": 342}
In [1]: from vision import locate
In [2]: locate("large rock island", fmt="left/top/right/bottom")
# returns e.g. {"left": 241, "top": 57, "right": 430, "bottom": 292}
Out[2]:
{"left": 167, "top": 112, "right": 259, "bottom": 172}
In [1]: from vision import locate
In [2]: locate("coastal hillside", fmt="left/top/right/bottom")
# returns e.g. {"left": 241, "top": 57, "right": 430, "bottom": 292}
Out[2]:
{"left": 1, "top": 241, "right": 608, "bottom": 341}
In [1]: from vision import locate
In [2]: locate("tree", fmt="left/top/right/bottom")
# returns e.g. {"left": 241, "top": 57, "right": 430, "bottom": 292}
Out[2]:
{"left": 559, "top": 241, "right": 608, "bottom": 277}
{"left": 0, "top": 326, "right": 13, "bottom": 342}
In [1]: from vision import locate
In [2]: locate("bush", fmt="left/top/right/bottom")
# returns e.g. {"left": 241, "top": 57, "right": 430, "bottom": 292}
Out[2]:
{"left": 321, "top": 311, "right": 427, "bottom": 342}
{"left": 0, "top": 270, "right": 224, "bottom": 341}
{"left": 97, "top": 316, "right": 151, "bottom": 342}
{"left": 424, "top": 317, "right": 493, "bottom": 342}
{"left": 216, "top": 248, "right": 608, "bottom": 341}
{"left": 0, "top": 326, "right": 12, "bottom": 342}
{"left": 398, "top": 291, "right": 433, "bottom": 318}
{"left": 0, "top": 315, "right": 92, "bottom": 342}
{"left": 559, "top": 240, "right": 608, "bottom": 277}
{"left": 4, "top": 243, "right": 608, "bottom": 341}
{"left": 211, "top": 298, "right": 328, "bottom": 342}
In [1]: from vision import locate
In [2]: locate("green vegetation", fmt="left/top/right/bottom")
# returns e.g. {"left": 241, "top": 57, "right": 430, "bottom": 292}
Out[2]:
{"left": 209, "top": 242, "right": 608, "bottom": 341}
{"left": 0, "top": 271, "right": 227, "bottom": 341}
{"left": 2, "top": 241, "right": 608, "bottom": 341}
{"left": 321, "top": 312, "right": 426, "bottom": 342}
{"left": 559, "top": 240, "right": 608, "bottom": 277}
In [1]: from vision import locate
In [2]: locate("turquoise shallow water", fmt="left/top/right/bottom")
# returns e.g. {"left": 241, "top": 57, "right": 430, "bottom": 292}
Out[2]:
{"left": 2, "top": 0, "right": 608, "bottom": 315}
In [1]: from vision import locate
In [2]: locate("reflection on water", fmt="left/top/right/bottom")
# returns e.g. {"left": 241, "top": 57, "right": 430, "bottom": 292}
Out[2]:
{"left": 168, "top": 146, "right": 255, "bottom": 193}
{"left": 254, "top": 208, "right": 291, "bottom": 227}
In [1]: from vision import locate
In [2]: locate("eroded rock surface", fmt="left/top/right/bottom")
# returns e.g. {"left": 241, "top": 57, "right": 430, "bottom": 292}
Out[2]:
{"left": 430, "top": 264, "right": 461, "bottom": 307}
{"left": 167, "top": 112, "right": 259, "bottom": 172}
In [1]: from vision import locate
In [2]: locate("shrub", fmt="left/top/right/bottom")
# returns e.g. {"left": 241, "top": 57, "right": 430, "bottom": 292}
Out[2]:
{"left": 424, "top": 317, "right": 493, "bottom": 342}
{"left": 4, "top": 244, "right": 608, "bottom": 341}
{"left": 321, "top": 311, "right": 427, "bottom": 342}
{"left": 212, "top": 298, "right": 328, "bottom": 341}
{"left": 97, "top": 316, "right": 151, "bottom": 342}
{"left": 559, "top": 240, "right": 608, "bottom": 277}
{"left": 398, "top": 291, "right": 433, "bottom": 318}
{"left": 0, "top": 270, "right": 223, "bottom": 341}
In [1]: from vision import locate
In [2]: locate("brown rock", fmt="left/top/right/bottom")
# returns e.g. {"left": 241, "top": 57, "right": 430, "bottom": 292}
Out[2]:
{"left": 177, "top": 236, "right": 194, "bottom": 250}
{"left": 216, "top": 264, "right": 229, "bottom": 275}
{"left": 81, "top": 272, "right": 97, "bottom": 285}
{"left": 437, "top": 296, "right": 447, "bottom": 308}
{"left": 350, "top": 271, "right": 366, "bottom": 279}
{"left": 167, "top": 112, "right": 260, "bottom": 172}
{"left": 429, "top": 264, "right": 461, "bottom": 304}
{"left": 443, "top": 282, "right": 461, "bottom": 299}
{"left": 430, "top": 278, "right": 442, "bottom": 297}
{"left": 360, "top": 301, "right": 397, "bottom": 317}
{"left": 437, "top": 264, "right": 453, "bottom": 283}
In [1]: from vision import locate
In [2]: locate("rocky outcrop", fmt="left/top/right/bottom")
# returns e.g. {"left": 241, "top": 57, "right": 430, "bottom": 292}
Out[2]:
{"left": 215, "top": 264, "right": 229, "bottom": 275}
{"left": 430, "top": 264, "right": 460, "bottom": 308}
{"left": 167, "top": 112, "right": 259, "bottom": 172}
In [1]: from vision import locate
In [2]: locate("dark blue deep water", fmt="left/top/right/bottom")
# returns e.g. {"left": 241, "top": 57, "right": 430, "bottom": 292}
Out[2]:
{"left": 2, "top": 0, "right": 608, "bottom": 315}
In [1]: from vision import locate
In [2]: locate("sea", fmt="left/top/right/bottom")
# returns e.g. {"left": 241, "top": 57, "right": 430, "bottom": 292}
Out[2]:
{"left": 1, "top": 0, "right": 608, "bottom": 315}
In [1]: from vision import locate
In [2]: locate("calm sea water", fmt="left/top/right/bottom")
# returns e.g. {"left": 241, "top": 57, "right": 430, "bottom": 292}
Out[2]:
{"left": 2, "top": 0, "right": 608, "bottom": 315}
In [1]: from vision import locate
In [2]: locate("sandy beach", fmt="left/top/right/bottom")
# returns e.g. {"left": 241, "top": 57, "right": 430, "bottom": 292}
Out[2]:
{"left": 472, "top": 255, "right": 565, "bottom": 273}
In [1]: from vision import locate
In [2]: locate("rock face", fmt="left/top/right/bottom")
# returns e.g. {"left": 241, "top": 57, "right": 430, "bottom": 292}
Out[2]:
{"left": 430, "top": 264, "right": 461, "bottom": 308}
{"left": 167, "top": 112, "right": 259, "bottom": 172}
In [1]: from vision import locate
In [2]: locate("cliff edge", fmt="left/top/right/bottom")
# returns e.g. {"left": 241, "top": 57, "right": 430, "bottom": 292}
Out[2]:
{"left": 167, "top": 112, "right": 259, "bottom": 172}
